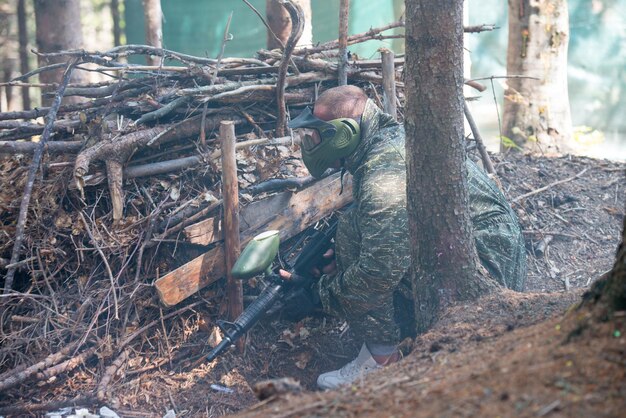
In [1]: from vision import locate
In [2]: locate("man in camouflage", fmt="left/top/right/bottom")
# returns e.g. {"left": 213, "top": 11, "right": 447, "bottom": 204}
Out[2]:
{"left": 282, "top": 85, "right": 526, "bottom": 390}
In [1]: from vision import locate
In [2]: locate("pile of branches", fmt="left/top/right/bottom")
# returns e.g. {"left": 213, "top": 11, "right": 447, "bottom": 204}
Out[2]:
{"left": 0, "top": 13, "right": 408, "bottom": 413}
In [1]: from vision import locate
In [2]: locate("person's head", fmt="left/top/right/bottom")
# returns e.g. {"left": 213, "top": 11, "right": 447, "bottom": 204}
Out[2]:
{"left": 289, "top": 85, "right": 368, "bottom": 177}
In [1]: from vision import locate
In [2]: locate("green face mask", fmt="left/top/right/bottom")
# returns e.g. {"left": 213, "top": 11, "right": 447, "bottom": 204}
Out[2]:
{"left": 288, "top": 107, "right": 361, "bottom": 178}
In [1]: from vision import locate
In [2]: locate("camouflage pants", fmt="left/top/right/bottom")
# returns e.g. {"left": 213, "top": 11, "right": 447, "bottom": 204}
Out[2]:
{"left": 317, "top": 208, "right": 527, "bottom": 344}
{"left": 317, "top": 206, "right": 405, "bottom": 344}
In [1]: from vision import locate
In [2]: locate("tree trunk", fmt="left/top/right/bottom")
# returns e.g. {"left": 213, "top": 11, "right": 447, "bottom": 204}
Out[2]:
{"left": 404, "top": 0, "right": 496, "bottom": 333}
{"left": 502, "top": 0, "right": 572, "bottom": 154}
{"left": 142, "top": 0, "right": 162, "bottom": 66}
{"left": 583, "top": 215, "right": 626, "bottom": 316}
{"left": 34, "top": 0, "right": 86, "bottom": 106}
{"left": 0, "top": 5, "right": 15, "bottom": 112}
{"left": 266, "top": 0, "right": 312, "bottom": 49}
{"left": 17, "top": 0, "right": 31, "bottom": 110}
{"left": 111, "top": 0, "right": 122, "bottom": 47}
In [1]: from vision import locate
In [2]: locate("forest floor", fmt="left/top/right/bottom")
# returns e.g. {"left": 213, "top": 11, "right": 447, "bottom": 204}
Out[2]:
{"left": 1, "top": 152, "right": 625, "bottom": 418}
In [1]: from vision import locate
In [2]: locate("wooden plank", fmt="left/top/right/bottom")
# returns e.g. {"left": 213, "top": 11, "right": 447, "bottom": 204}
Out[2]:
{"left": 184, "top": 216, "right": 220, "bottom": 246}
{"left": 155, "top": 173, "right": 353, "bottom": 307}
{"left": 183, "top": 190, "right": 295, "bottom": 246}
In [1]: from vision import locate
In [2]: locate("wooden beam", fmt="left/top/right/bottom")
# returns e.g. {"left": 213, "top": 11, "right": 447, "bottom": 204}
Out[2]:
{"left": 154, "top": 173, "right": 353, "bottom": 307}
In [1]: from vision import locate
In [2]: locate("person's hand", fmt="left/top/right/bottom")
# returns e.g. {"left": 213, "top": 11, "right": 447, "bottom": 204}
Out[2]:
{"left": 278, "top": 269, "right": 307, "bottom": 285}
{"left": 276, "top": 269, "right": 321, "bottom": 319}
{"left": 312, "top": 248, "right": 337, "bottom": 278}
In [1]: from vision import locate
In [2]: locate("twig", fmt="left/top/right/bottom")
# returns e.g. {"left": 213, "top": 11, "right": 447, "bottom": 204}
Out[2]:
{"left": 3, "top": 256, "right": 36, "bottom": 269}
{"left": 135, "top": 96, "right": 191, "bottom": 125}
{"left": 3, "top": 58, "right": 77, "bottom": 295}
{"left": 238, "top": 107, "right": 265, "bottom": 137}
{"left": 464, "top": 24, "right": 497, "bottom": 33}
{"left": 522, "top": 230, "right": 579, "bottom": 239}
{"left": 463, "top": 101, "right": 499, "bottom": 184}
{"left": 244, "top": 175, "right": 317, "bottom": 196}
{"left": 211, "top": 12, "right": 233, "bottom": 86}
{"left": 97, "top": 349, "right": 128, "bottom": 401}
{"left": 155, "top": 199, "right": 223, "bottom": 241}
{"left": 0, "top": 339, "right": 81, "bottom": 392}
{"left": 0, "top": 395, "right": 97, "bottom": 416}
{"left": 337, "top": 0, "right": 351, "bottom": 86}
{"left": 242, "top": 0, "right": 285, "bottom": 49}
{"left": 293, "top": 19, "right": 405, "bottom": 55}
{"left": 35, "top": 346, "right": 98, "bottom": 381}
{"left": 118, "top": 302, "right": 202, "bottom": 350}
{"left": 40, "top": 45, "right": 217, "bottom": 66}
{"left": 78, "top": 211, "right": 120, "bottom": 320}
{"left": 468, "top": 75, "right": 541, "bottom": 83}
{"left": 11, "top": 62, "right": 68, "bottom": 82}
{"left": 275, "top": 0, "right": 304, "bottom": 137}
{"left": 512, "top": 168, "right": 589, "bottom": 203}
{"left": 537, "top": 400, "right": 561, "bottom": 417}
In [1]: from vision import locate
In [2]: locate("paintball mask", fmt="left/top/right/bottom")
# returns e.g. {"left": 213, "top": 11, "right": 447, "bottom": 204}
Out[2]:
{"left": 288, "top": 107, "right": 361, "bottom": 178}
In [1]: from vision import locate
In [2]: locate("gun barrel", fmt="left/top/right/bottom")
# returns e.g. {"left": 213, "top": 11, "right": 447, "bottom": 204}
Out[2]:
{"left": 206, "top": 282, "right": 284, "bottom": 362}
{"left": 206, "top": 336, "right": 233, "bottom": 362}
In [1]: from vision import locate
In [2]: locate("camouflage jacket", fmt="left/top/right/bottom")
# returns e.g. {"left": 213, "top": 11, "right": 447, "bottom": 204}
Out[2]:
{"left": 316, "top": 100, "right": 526, "bottom": 330}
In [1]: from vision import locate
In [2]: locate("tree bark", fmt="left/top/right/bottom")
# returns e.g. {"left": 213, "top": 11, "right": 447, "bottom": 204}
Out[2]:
{"left": 582, "top": 215, "right": 626, "bottom": 316}
{"left": 111, "top": 0, "right": 122, "bottom": 47}
{"left": 142, "top": 0, "right": 163, "bottom": 66}
{"left": 34, "top": 0, "right": 86, "bottom": 106}
{"left": 266, "top": 0, "right": 312, "bottom": 49}
{"left": 220, "top": 122, "right": 243, "bottom": 329}
{"left": 337, "top": 0, "right": 350, "bottom": 86}
{"left": 502, "top": 0, "right": 572, "bottom": 154}
{"left": 17, "top": 0, "right": 31, "bottom": 110}
{"left": 404, "top": 0, "right": 496, "bottom": 333}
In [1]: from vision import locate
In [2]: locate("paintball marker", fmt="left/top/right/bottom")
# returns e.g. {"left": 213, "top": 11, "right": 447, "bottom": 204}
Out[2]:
{"left": 206, "top": 219, "right": 337, "bottom": 362}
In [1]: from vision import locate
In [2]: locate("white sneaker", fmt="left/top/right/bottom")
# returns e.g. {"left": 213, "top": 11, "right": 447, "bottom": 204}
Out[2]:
{"left": 317, "top": 343, "right": 382, "bottom": 390}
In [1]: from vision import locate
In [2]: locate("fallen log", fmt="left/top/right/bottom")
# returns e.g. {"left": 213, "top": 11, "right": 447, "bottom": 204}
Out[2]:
{"left": 155, "top": 172, "right": 354, "bottom": 307}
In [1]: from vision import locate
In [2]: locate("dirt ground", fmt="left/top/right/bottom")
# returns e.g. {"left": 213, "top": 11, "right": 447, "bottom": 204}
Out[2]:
{"left": 0, "top": 152, "right": 624, "bottom": 417}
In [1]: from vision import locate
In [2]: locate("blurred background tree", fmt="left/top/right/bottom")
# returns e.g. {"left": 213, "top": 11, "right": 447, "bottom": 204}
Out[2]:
{"left": 0, "top": 0, "right": 623, "bottom": 158}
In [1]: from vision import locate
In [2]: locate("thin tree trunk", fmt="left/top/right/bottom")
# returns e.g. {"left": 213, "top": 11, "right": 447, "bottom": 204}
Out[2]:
{"left": 17, "top": 0, "right": 31, "bottom": 110}
{"left": 34, "top": 0, "right": 86, "bottom": 106}
{"left": 111, "top": 0, "right": 122, "bottom": 47}
{"left": 266, "top": 0, "right": 312, "bottom": 49}
{"left": 502, "top": 0, "right": 572, "bottom": 154}
{"left": 337, "top": 0, "right": 350, "bottom": 86}
{"left": 142, "top": 0, "right": 162, "bottom": 66}
{"left": 2, "top": 64, "right": 14, "bottom": 111}
{"left": 404, "top": 0, "right": 495, "bottom": 333}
